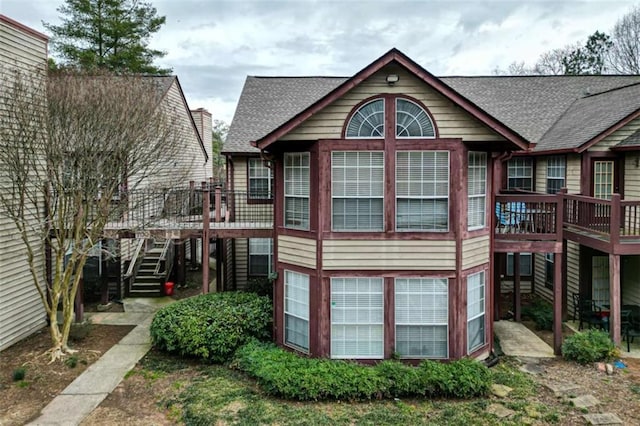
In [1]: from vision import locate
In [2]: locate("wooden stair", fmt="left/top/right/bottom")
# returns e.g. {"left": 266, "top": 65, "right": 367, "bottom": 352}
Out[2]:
{"left": 129, "top": 240, "right": 165, "bottom": 297}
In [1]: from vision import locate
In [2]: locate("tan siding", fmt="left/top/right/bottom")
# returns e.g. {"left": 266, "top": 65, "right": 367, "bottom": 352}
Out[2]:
{"left": 235, "top": 238, "right": 248, "bottom": 290}
{"left": 590, "top": 117, "right": 640, "bottom": 151}
{"left": 535, "top": 157, "right": 546, "bottom": 193}
{"left": 281, "top": 65, "right": 506, "bottom": 142}
{"left": 533, "top": 253, "right": 552, "bottom": 303}
{"left": 461, "top": 235, "right": 489, "bottom": 270}
{"left": 566, "top": 154, "right": 581, "bottom": 194}
{"left": 622, "top": 256, "right": 640, "bottom": 306}
{"left": 500, "top": 280, "right": 532, "bottom": 294}
{"left": 625, "top": 154, "right": 640, "bottom": 200}
{"left": 532, "top": 242, "right": 580, "bottom": 318}
{"left": 0, "top": 19, "right": 48, "bottom": 351}
{"left": 278, "top": 235, "right": 316, "bottom": 269}
{"left": 322, "top": 239, "right": 456, "bottom": 270}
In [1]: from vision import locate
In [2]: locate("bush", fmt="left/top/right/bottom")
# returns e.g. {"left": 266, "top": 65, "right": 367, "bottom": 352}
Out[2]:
{"left": 12, "top": 367, "right": 26, "bottom": 382}
{"left": 232, "top": 340, "right": 492, "bottom": 401}
{"left": 522, "top": 298, "right": 553, "bottom": 331}
{"left": 562, "top": 329, "right": 619, "bottom": 364}
{"left": 150, "top": 292, "right": 272, "bottom": 363}
{"left": 245, "top": 277, "right": 272, "bottom": 298}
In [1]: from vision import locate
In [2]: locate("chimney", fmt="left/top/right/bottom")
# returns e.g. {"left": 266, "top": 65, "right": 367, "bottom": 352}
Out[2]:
{"left": 190, "top": 108, "right": 213, "bottom": 177}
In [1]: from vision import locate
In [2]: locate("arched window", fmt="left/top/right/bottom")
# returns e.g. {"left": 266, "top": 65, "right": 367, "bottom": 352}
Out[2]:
{"left": 396, "top": 98, "right": 435, "bottom": 138}
{"left": 345, "top": 99, "right": 385, "bottom": 138}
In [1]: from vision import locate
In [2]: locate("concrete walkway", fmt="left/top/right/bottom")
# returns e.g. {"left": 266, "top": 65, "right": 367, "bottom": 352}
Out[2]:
{"left": 494, "top": 320, "right": 555, "bottom": 358}
{"left": 27, "top": 298, "right": 173, "bottom": 426}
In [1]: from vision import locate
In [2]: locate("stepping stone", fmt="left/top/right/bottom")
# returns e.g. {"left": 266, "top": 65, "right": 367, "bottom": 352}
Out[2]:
{"left": 569, "top": 394, "right": 600, "bottom": 408}
{"left": 543, "top": 382, "right": 582, "bottom": 397}
{"left": 486, "top": 403, "right": 515, "bottom": 418}
{"left": 519, "top": 362, "right": 545, "bottom": 375}
{"left": 491, "top": 384, "right": 513, "bottom": 398}
{"left": 582, "top": 413, "right": 623, "bottom": 425}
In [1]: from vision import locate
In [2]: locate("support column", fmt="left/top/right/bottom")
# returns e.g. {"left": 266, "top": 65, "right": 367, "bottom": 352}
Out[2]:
{"left": 514, "top": 253, "right": 521, "bottom": 321}
{"left": 553, "top": 251, "right": 563, "bottom": 355}
{"left": 176, "top": 243, "right": 186, "bottom": 286}
{"left": 494, "top": 253, "right": 503, "bottom": 321}
{"left": 202, "top": 182, "right": 210, "bottom": 294}
{"left": 216, "top": 238, "right": 223, "bottom": 292}
{"left": 609, "top": 253, "right": 621, "bottom": 345}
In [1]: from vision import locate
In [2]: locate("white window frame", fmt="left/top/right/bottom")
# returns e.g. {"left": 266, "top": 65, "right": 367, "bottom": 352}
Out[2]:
{"left": 248, "top": 157, "right": 273, "bottom": 199}
{"left": 284, "top": 270, "right": 310, "bottom": 352}
{"left": 330, "top": 277, "right": 384, "bottom": 359}
{"left": 396, "top": 151, "right": 449, "bottom": 232}
{"left": 467, "top": 271, "right": 486, "bottom": 354}
{"left": 506, "top": 252, "right": 532, "bottom": 276}
{"left": 284, "top": 152, "right": 310, "bottom": 230}
{"left": 507, "top": 157, "right": 533, "bottom": 191}
{"left": 395, "top": 278, "right": 449, "bottom": 359}
{"left": 594, "top": 160, "right": 614, "bottom": 200}
{"left": 331, "top": 151, "right": 384, "bottom": 232}
{"left": 546, "top": 156, "right": 566, "bottom": 194}
{"left": 248, "top": 238, "right": 273, "bottom": 276}
{"left": 345, "top": 98, "right": 385, "bottom": 139}
{"left": 468, "top": 152, "right": 487, "bottom": 230}
{"left": 395, "top": 98, "right": 435, "bottom": 138}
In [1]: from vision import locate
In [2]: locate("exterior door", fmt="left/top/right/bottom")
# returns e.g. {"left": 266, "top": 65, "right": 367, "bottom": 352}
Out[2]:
{"left": 592, "top": 256, "right": 609, "bottom": 306}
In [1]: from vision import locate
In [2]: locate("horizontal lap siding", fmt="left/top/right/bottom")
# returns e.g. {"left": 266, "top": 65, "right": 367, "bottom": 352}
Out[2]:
{"left": 235, "top": 238, "right": 248, "bottom": 290}
{"left": 590, "top": 117, "right": 640, "bottom": 151}
{"left": 461, "top": 235, "right": 489, "bottom": 269}
{"left": 0, "top": 19, "right": 47, "bottom": 350}
{"left": 281, "top": 65, "right": 505, "bottom": 142}
{"left": 278, "top": 235, "right": 316, "bottom": 269}
{"left": 322, "top": 239, "right": 456, "bottom": 270}
{"left": 535, "top": 157, "right": 546, "bottom": 193}
{"left": 533, "top": 254, "right": 552, "bottom": 303}
{"left": 566, "top": 154, "right": 581, "bottom": 194}
{"left": 625, "top": 155, "right": 640, "bottom": 199}
{"left": 622, "top": 256, "right": 640, "bottom": 306}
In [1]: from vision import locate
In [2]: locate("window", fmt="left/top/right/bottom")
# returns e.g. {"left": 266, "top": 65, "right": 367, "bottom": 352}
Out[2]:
{"left": 248, "top": 238, "right": 272, "bottom": 276}
{"left": 395, "top": 278, "right": 448, "bottom": 358}
{"left": 396, "top": 151, "right": 449, "bottom": 231}
{"left": 546, "top": 156, "right": 566, "bottom": 194}
{"left": 331, "top": 277, "right": 383, "bottom": 358}
{"left": 332, "top": 151, "right": 384, "bottom": 231}
{"left": 468, "top": 152, "right": 487, "bottom": 230}
{"left": 545, "top": 253, "right": 554, "bottom": 289}
{"left": 345, "top": 99, "right": 385, "bottom": 138}
{"left": 284, "top": 152, "right": 310, "bottom": 229}
{"left": 467, "top": 271, "right": 486, "bottom": 353}
{"left": 248, "top": 158, "right": 272, "bottom": 199}
{"left": 594, "top": 160, "right": 614, "bottom": 200}
{"left": 284, "top": 270, "right": 309, "bottom": 351}
{"left": 507, "top": 158, "right": 533, "bottom": 191}
{"left": 506, "top": 253, "right": 532, "bottom": 276}
{"left": 395, "top": 98, "right": 435, "bottom": 138}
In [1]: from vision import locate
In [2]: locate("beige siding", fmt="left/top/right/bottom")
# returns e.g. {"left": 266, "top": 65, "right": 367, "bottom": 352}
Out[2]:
{"left": 322, "top": 239, "right": 456, "bottom": 270}
{"left": 566, "top": 154, "right": 581, "bottom": 194}
{"left": 0, "top": 18, "right": 47, "bottom": 351}
{"left": 590, "top": 116, "right": 640, "bottom": 151}
{"left": 622, "top": 256, "right": 640, "bottom": 306}
{"left": 190, "top": 109, "right": 213, "bottom": 176}
{"left": 535, "top": 157, "right": 547, "bottom": 193}
{"left": 624, "top": 154, "right": 640, "bottom": 200}
{"left": 461, "top": 235, "right": 489, "bottom": 270}
{"left": 278, "top": 235, "right": 316, "bottom": 269}
{"left": 501, "top": 280, "right": 532, "bottom": 294}
{"left": 533, "top": 253, "right": 552, "bottom": 303}
{"left": 532, "top": 241, "right": 580, "bottom": 318}
{"left": 235, "top": 238, "right": 248, "bottom": 290}
{"left": 281, "top": 64, "right": 506, "bottom": 142}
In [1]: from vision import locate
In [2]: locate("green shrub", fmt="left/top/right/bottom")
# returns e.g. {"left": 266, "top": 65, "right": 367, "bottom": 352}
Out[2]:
{"left": 245, "top": 277, "right": 272, "bottom": 298}
{"left": 232, "top": 340, "right": 492, "bottom": 401}
{"left": 150, "top": 292, "right": 272, "bottom": 363}
{"left": 562, "top": 329, "right": 618, "bottom": 364}
{"left": 12, "top": 367, "right": 26, "bottom": 382}
{"left": 522, "top": 298, "right": 553, "bottom": 330}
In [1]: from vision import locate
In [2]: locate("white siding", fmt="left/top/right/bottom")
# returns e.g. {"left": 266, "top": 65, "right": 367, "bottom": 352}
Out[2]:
{"left": 0, "top": 17, "right": 48, "bottom": 351}
{"left": 322, "top": 240, "right": 456, "bottom": 270}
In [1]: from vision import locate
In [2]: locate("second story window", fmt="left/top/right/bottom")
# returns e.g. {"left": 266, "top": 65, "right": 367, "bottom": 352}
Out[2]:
{"left": 332, "top": 151, "right": 384, "bottom": 231}
{"left": 248, "top": 158, "right": 272, "bottom": 200}
{"left": 546, "top": 156, "right": 566, "bottom": 194}
{"left": 507, "top": 158, "right": 533, "bottom": 191}
{"left": 284, "top": 152, "right": 310, "bottom": 230}
{"left": 345, "top": 99, "right": 385, "bottom": 138}
{"left": 395, "top": 98, "right": 435, "bottom": 138}
{"left": 396, "top": 151, "right": 449, "bottom": 231}
{"left": 468, "top": 152, "right": 487, "bottom": 230}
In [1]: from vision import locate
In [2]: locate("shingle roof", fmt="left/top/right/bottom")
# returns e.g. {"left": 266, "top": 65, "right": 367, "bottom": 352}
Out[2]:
{"left": 617, "top": 128, "right": 640, "bottom": 148}
{"left": 224, "top": 73, "right": 640, "bottom": 154}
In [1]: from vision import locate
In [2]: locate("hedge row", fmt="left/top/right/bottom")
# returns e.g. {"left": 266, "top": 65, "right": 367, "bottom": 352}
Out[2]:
{"left": 232, "top": 340, "right": 492, "bottom": 401}
{"left": 150, "top": 292, "right": 272, "bottom": 363}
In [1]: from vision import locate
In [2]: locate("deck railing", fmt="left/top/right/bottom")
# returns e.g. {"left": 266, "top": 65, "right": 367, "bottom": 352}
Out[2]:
{"left": 494, "top": 194, "right": 559, "bottom": 239}
{"left": 563, "top": 194, "right": 613, "bottom": 234}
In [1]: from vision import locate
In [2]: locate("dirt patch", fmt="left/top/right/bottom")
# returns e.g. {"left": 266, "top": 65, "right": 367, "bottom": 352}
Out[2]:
{"left": 0, "top": 324, "right": 133, "bottom": 426}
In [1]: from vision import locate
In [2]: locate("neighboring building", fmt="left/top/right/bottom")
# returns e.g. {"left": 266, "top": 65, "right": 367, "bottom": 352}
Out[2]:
{"left": 222, "top": 48, "right": 640, "bottom": 360}
{"left": 0, "top": 15, "right": 48, "bottom": 351}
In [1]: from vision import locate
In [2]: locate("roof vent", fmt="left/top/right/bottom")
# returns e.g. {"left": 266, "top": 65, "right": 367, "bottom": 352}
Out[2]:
{"left": 583, "top": 87, "right": 591, "bottom": 96}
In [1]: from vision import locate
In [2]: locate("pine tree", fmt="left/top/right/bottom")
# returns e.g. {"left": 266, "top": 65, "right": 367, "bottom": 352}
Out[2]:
{"left": 44, "top": 0, "right": 171, "bottom": 75}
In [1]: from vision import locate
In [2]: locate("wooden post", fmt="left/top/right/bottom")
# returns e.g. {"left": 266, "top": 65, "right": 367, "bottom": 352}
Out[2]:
{"left": 202, "top": 182, "right": 210, "bottom": 294}
{"left": 215, "top": 186, "right": 222, "bottom": 223}
{"left": 609, "top": 253, "right": 621, "bottom": 345}
{"left": 216, "top": 238, "right": 223, "bottom": 292}
{"left": 189, "top": 181, "right": 197, "bottom": 266}
{"left": 176, "top": 243, "right": 186, "bottom": 286}
{"left": 553, "top": 251, "right": 563, "bottom": 355}
{"left": 494, "top": 253, "right": 502, "bottom": 321}
{"left": 514, "top": 252, "right": 521, "bottom": 321}
{"left": 610, "top": 193, "right": 621, "bottom": 246}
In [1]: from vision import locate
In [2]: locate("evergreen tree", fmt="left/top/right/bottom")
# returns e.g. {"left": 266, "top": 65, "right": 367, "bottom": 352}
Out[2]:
{"left": 44, "top": 0, "right": 171, "bottom": 75}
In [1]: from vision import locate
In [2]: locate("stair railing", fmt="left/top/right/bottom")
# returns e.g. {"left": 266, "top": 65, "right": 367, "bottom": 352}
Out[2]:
{"left": 154, "top": 239, "right": 173, "bottom": 277}
{"left": 124, "top": 238, "right": 145, "bottom": 293}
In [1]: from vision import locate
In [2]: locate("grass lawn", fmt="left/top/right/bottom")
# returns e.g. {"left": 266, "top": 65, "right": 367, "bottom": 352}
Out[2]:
{"left": 132, "top": 351, "right": 563, "bottom": 425}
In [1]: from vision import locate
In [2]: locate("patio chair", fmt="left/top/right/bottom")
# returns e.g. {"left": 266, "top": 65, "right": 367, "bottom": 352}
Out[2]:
{"left": 495, "top": 203, "right": 520, "bottom": 233}
{"left": 578, "top": 299, "right": 605, "bottom": 331}
{"left": 621, "top": 309, "right": 640, "bottom": 352}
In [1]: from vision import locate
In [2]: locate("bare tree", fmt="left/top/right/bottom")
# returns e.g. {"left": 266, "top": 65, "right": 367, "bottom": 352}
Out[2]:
{"left": 533, "top": 45, "right": 580, "bottom": 75}
{"left": 608, "top": 6, "right": 640, "bottom": 74}
{"left": 0, "top": 68, "right": 194, "bottom": 361}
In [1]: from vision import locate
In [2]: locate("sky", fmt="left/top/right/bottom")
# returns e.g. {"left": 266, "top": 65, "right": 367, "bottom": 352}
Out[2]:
{"left": 2, "top": 0, "right": 638, "bottom": 124}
